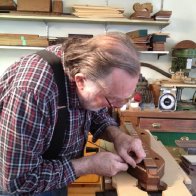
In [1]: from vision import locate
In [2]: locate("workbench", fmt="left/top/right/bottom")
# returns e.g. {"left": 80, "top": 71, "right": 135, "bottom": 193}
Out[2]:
{"left": 104, "top": 123, "right": 192, "bottom": 196}
{"left": 118, "top": 110, "right": 196, "bottom": 132}
{"left": 118, "top": 110, "right": 196, "bottom": 146}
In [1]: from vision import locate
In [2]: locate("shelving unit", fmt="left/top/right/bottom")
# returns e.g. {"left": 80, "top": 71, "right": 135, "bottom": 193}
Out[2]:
{"left": 0, "top": 13, "right": 170, "bottom": 57}
{"left": 0, "top": 46, "right": 45, "bottom": 50}
{"left": 141, "top": 51, "right": 169, "bottom": 54}
{"left": 0, "top": 46, "right": 169, "bottom": 58}
{"left": 0, "top": 44, "right": 170, "bottom": 59}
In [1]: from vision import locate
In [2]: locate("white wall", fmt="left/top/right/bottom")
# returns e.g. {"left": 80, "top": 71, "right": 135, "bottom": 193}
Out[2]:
{"left": 1, "top": 0, "right": 196, "bottom": 99}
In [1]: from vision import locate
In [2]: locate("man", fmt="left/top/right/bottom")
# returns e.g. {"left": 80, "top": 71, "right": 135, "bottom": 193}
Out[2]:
{"left": 0, "top": 32, "right": 146, "bottom": 195}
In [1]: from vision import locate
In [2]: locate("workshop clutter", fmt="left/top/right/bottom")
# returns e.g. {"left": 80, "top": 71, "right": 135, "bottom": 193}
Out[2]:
{"left": 126, "top": 29, "right": 169, "bottom": 51}
{"left": 171, "top": 40, "right": 196, "bottom": 73}
{"left": 0, "top": 1, "right": 172, "bottom": 22}
{"left": 130, "top": 2, "right": 172, "bottom": 21}
{"left": 123, "top": 74, "right": 155, "bottom": 111}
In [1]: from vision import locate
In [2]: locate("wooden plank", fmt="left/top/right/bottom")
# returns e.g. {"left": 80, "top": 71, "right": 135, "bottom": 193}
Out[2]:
{"left": 72, "top": 5, "right": 124, "bottom": 12}
{"left": 0, "top": 33, "right": 39, "bottom": 39}
{"left": 0, "top": 37, "right": 48, "bottom": 47}
{"left": 139, "top": 118, "right": 196, "bottom": 133}
{"left": 0, "top": 14, "right": 170, "bottom": 27}
{"left": 119, "top": 110, "right": 196, "bottom": 120}
{"left": 112, "top": 172, "right": 148, "bottom": 196}
{"left": 161, "top": 80, "right": 196, "bottom": 88}
{"left": 109, "top": 125, "right": 191, "bottom": 196}
{"left": 68, "top": 184, "right": 102, "bottom": 196}
{"left": 73, "top": 13, "right": 124, "bottom": 18}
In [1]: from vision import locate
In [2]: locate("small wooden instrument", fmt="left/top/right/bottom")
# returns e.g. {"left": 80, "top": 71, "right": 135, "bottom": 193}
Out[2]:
{"left": 123, "top": 124, "right": 167, "bottom": 192}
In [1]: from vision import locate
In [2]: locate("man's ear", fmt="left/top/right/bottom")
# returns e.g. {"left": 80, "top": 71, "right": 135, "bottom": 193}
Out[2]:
{"left": 74, "top": 73, "right": 86, "bottom": 90}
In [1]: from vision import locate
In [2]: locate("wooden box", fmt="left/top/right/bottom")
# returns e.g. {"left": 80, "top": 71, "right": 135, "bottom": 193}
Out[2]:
{"left": 17, "top": 0, "right": 51, "bottom": 12}
{"left": 52, "top": 0, "right": 63, "bottom": 14}
{"left": 0, "top": 0, "right": 17, "bottom": 10}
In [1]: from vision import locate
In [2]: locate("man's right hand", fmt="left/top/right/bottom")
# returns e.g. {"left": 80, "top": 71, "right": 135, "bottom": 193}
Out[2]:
{"left": 71, "top": 151, "right": 128, "bottom": 177}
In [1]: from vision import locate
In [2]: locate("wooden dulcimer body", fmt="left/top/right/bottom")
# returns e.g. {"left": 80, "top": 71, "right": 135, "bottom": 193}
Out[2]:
{"left": 123, "top": 124, "right": 167, "bottom": 192}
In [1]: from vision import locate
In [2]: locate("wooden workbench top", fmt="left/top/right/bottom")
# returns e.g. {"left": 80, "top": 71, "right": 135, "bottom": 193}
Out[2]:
{"left": 109, "top": 124, "right": 192, "bottom": 196}
{"left": 119, "top": 110, "right": 196, "bottom": 119}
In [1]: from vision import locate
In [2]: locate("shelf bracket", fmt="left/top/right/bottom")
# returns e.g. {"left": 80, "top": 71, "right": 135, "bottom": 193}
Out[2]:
{"left": 43, "top": 21, "right": 49, "bottom": 39}
{"left": 157, "top": 53, "right": 167, "bottom": 59}
{"left": 104, "top": 23, "right": 109, "bottom": 34}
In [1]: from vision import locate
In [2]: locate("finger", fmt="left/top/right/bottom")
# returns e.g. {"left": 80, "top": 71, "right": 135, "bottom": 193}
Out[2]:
{"left": 120, "top": 151, "right": 137, "bottom": 168}
{"left": 135, "top": 151, "right": 146, "bottom": 164}
{"left": 130, "top": 140, "right": 146, "bottom": 163}
{"left": 131, "top": 147, "right": 146, "bottom": 163}
{"left": 117, "top": 162, "right": 129, "bottom": 171}
{"left": 114, "top": 154, "right": 127, "bottom": 163}
{"left": 135, "top": 156, "right": 144, "bottom": 164}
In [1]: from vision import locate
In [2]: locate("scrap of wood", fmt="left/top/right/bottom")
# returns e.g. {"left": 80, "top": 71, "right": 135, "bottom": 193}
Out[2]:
{"left": 72, "top": 5, "right": 124, "bottom": 18}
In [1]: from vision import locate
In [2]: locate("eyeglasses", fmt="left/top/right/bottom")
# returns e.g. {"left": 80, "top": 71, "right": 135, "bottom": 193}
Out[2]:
{"left": 96, "top": 81, "right": 132, "bottom": 108}
{"left": 104, "top": 96, "right": 113, "bottom": 108}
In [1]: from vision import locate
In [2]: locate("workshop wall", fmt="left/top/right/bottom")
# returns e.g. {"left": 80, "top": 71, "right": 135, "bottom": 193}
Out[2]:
{"left": 0, "top": 0, "right": 196, "bottom": 86}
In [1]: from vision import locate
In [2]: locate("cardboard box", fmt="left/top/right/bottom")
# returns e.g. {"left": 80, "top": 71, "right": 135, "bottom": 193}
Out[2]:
{"left": 17, "top": 0, "right": 51, "bottom": 12}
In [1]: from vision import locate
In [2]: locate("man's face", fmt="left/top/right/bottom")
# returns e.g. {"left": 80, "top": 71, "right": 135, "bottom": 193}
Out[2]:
{"left": 75, "top": 68, "right": 139, "bottom": 111}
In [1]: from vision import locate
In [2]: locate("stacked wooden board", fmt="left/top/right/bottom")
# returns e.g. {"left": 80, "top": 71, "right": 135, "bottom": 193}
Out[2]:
{"left": 150, "top": 32, "right": 169, "bottom": 51}
{"left": 0, "top": 34, "right": 48, "bottom": 47}
{"left": 72, "top": 5, "right": 124, "bottom": 18}
{"left": 126, "top": 29, "right": 150, "bottom": 51}
{"left": 126, "top": 30, "right": 169, "bottom": 51}
{"left": 153, "top": 10, "right": 172, "bottom": 21}
{"left": 181, "top": 155, "right": 196, "bottom": 175}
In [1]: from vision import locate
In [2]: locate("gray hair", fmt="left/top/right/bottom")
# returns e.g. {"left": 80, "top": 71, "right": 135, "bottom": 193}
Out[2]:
{"left": 62, "top": 32, "right": 140, "bottom": 81}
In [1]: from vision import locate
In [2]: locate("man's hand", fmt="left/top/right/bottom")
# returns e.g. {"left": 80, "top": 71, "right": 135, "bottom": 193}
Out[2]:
{"left": 71, "top": 126, "right": 146, "bottom": 178}
{"left": 102, "top": 126, "right": 146, "bottom": 168}
{"left": 113, "top": 132, "right": 146, "bottom": 168}
{"left": 71, "top": 151, "right": 128, "bottom": 177}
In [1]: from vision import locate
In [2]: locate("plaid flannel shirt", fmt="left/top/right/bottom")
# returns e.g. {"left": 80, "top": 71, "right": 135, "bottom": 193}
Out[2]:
{"left": 0, "top": 44, "right": 117, "bottom": 195}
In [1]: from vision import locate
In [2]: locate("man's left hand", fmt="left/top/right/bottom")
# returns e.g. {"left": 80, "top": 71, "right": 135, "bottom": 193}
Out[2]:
{"left": 113, "top": 130, "right": 146, "bottom": 168}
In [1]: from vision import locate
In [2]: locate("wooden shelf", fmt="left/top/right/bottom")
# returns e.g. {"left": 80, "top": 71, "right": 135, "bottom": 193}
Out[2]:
{"left": 0, "top": 14, "right": 170, "bottom": 51}
{"left": 0, "top": 46, "right": 45, "bottom": 50}
{"left": 140, "top": 51, "right": 170, "bottom": 58}
{"left": 0, "top": 46, "right": 170, "bottom": 55}
{"left": 140, "top": 51, "right": 169, "bottom": 54}
{"left": 0, "top": 13, "right": 170, "bottom": 27}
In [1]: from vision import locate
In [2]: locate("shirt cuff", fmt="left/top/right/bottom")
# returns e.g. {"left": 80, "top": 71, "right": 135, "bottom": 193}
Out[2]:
{"left": 61, "top": 158, "right": 77, "bottom": 185}
{"left": 92, "top": 121, "right": 118, "bottom": 143}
